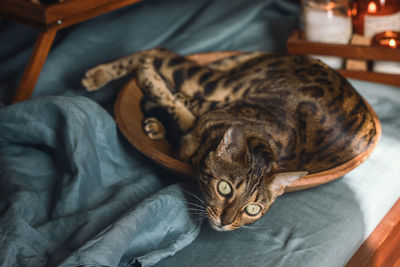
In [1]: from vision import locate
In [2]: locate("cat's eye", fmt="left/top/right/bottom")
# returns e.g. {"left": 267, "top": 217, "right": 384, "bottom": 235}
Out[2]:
{"left": 245, "top": 204, "right": 261, "bottom": 216}
{"left": 217, "top": 181, "right": 232, "bottom": 196}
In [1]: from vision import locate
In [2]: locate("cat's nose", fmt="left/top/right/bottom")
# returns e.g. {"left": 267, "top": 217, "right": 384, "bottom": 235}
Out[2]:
{"left": 220, "top": 218, "right": 232, "bottom": 226}
{"left": 220, "top": 213, "right": 234, "bottom": 226}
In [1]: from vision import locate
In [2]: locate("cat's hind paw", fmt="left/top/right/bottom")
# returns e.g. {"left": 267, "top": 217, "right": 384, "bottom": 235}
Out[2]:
{"left": 143, "top": 117, "right": 166, "bottom": 140}
{"left": 81, "top": 65, "right": 113, "bottom": 91}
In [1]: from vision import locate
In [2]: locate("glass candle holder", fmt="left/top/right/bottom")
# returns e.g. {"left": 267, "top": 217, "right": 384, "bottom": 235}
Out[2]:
{"left": 371, "top": 31, "right": 400, "bottom": 74}
{"left": 352, "top": 0, "right": 400, "bottom": 38}
{"left": 302, "top": 0, "right": 352, "bottom": 69}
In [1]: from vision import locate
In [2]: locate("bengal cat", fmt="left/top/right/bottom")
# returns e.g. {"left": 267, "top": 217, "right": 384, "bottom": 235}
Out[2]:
{"left": 82, "top": 48, "right": 377, "bottom": 231}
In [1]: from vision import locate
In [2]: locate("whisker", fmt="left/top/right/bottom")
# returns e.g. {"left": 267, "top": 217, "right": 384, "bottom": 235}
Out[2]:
{"left": 234, "top": 228, "right": 257, "bottom": 241}
{"left": 237, "top": 225, "right": 267, "bottom": 234}
{"left": 185, "top": 208, "right": 208, "bottom": 213}
{"left": 234, "top": 229, "right": 247, "bottom": 238}
{"left": 182, "top": 201, "right": 206, "bottom": 210}
{"left": 240, "top": 225, "right": 266, "bottom": 230}
{"left": 186, "top": 210, "right": 209, "bottom": 215}
{"left": 240, "top": 225, "right": 253, "bottom": 229}
{"left": 185, "top": 207, "right": 206, "bottom": 211}
{"left": 186, "top": 213, "right": 208, "bottom": 220}
{"left": 183, "top": 204, "right": 206, "bottom": 211}
{"left": 188, "top": 216, "right": 208, "bottom": 220}
{"left": 188, "top": 210, "right": 208, "bottom": 217}
{"left": 180, "top": 188, "right": 206, "bottom": 205}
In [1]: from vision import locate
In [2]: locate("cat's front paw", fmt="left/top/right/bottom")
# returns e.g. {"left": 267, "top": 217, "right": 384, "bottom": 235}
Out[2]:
{"left": 143, "top": 117, "right": 166, "bottom": 140}
{"left": 81, "top": 65, "right": 113, "bottom": 91}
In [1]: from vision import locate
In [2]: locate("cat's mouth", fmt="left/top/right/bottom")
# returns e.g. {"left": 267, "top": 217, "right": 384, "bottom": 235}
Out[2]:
{"left": 206, "top": 206, "right": 238, "bottom": 231}
{"left": 210, "top": 223, "right": 235, "bottom": 231}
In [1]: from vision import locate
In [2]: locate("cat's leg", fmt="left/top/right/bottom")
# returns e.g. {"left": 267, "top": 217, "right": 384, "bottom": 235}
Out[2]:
{"left": 81, "top": 48, "right": 179, "bottom": 91}
{"left": 137, "top": 63, "right": 196, "bottom": 132}
{"left": 82, "top": 54, "right": 137, "bottom": 91}
{"left": 206, "top": 52, "right": 265, "bottom": 71}
{"left": 154, "top": 52, "right": 267, "bottom": 105}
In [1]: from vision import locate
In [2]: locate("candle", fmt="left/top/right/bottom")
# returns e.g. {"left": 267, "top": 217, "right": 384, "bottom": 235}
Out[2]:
{"left": 371, "top": 31, "right": 400, "bottom": 74}
{"left": 302, "top": 0, "right": 352, "bottom": 69}
{"left": 388, "top": 38, "right": 398, "bottom": 47}
{"left": 367, "top": 1, "right": 377, "bottom": 14}
{"left": 352, "top": 0, "right": 400, "bottom": 38}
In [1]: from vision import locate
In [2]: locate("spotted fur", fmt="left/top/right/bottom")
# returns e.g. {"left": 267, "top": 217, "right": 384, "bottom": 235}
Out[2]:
{"left": 82, "top": 48, "right": 378, "bottom": 231}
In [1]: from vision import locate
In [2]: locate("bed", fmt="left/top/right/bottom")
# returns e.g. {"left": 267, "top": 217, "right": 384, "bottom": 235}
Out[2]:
{"left": 0, "top": 0, "right": 399, "bottom": 266}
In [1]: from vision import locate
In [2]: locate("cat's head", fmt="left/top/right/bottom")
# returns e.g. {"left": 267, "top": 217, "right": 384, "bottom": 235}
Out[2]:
{"left": 198, "top": 126, "right": 307, "bottom": 231}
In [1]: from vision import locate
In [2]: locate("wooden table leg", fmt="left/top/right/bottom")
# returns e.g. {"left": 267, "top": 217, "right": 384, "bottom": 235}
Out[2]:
{"left": 12, "top": 28, "right": 57, "bottom": 103}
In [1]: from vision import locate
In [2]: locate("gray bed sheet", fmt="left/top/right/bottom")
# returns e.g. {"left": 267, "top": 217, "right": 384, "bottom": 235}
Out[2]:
{"left": 0, "top": 0, "right": 399, "bottom": 266}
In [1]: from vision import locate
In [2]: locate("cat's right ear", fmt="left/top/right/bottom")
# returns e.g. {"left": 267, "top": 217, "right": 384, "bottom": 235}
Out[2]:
{"left": 216, "top": 126, "right": 248, "bottom": 165}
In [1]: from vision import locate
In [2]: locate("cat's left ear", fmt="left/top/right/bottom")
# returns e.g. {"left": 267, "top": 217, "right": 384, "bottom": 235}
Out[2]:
{"left": 269, "top": 171, "right": 308, "bottom": 195}
{"left": 216, "top": 126, "right": 248, "bottom": 166}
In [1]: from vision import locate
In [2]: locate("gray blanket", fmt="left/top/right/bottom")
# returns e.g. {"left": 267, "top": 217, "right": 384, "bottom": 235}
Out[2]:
{"left": 0, "top": 96, "right": 201, "bottom": 266}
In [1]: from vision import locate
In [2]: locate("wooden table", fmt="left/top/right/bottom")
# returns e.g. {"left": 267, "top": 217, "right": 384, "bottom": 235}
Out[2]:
{"left": 0, "top": 0, "right": 143, "bottom": 103}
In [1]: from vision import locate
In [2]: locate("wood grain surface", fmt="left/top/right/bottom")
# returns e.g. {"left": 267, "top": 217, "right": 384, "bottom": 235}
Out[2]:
{"left": 13, "top": 29, "right": 57, "bottom": 103}
{"left": 0, "top": 0, "right": 144, "bottom": 30}
{"left": 346, "top": 197, "right": 400, "bottom": 267}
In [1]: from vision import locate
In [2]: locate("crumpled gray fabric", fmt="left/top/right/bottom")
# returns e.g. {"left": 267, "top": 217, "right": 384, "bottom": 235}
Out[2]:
{"left": 0, "top": 96, "right": 202, "bottom": 266}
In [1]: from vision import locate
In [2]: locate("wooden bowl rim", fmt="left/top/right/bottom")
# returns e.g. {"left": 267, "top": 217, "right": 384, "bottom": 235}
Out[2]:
{"left": 114, "top": 51, "right": 382, "bottom": 192}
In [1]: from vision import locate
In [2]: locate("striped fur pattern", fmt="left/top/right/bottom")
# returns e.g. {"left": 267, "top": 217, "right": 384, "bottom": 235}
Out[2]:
{"left": 82, "top": 48, "right": 377, "bottom": 231}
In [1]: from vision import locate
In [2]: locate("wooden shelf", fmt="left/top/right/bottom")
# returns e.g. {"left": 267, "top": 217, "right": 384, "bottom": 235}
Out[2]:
{"left": 287, "top": 30, "right": 400, "bottom": 87}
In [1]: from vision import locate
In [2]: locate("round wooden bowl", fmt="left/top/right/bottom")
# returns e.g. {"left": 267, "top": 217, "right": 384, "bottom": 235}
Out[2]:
{"left": 114, "top": 52, "right": 382, "bottom": 192}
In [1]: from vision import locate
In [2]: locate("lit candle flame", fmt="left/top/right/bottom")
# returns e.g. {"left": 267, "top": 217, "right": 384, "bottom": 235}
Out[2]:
{"left": 351, "top": 6, "right": 357, "bottom": 16}
{"left": 367, "top": 1, "right": 377, "bottom": 14}
{"left": 389, "top": 38, "right": 397, "bottom": 48}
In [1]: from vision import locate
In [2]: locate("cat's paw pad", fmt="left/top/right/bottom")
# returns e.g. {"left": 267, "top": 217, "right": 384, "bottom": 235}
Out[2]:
{"left": 143, "top": 117, "right": 166, "bottom": 140}
{"left": 81, "top": 65, "right": 113, "bottom": 91}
